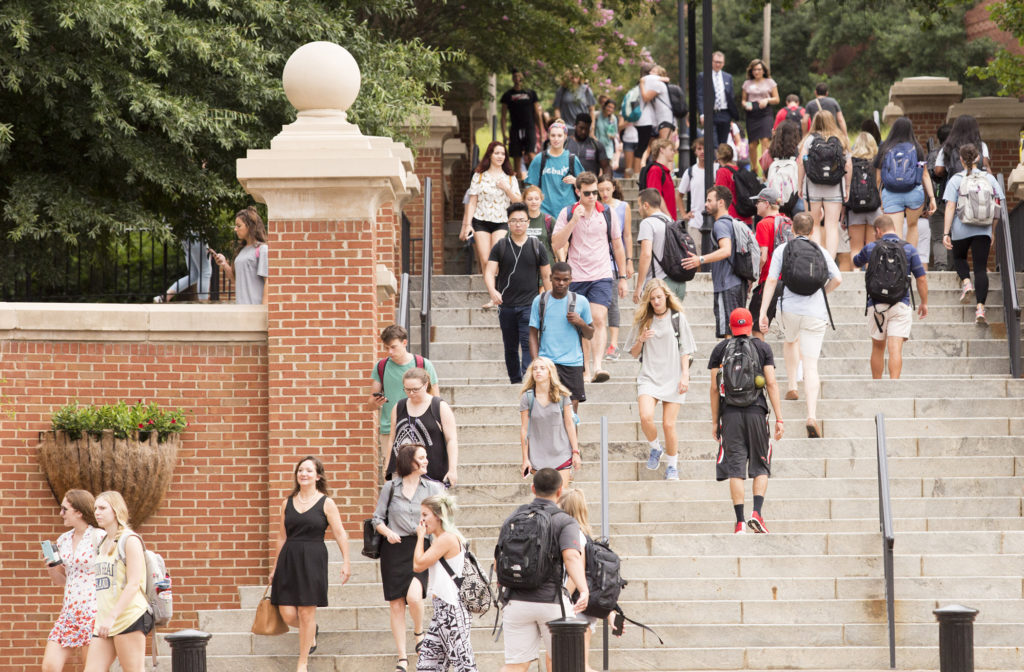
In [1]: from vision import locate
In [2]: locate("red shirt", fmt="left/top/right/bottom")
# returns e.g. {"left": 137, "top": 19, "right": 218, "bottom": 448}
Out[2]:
{"left": 773, "top": 105, "right": 811, "bottom": 133}
{"left": 714, "top": 165, "right": 752, "bottom": 225}
{"left": 755, "top": 215, "right": 781, "bottom": 285}
{"left": 647, "top": 163, "right": 677, "bottom": 219}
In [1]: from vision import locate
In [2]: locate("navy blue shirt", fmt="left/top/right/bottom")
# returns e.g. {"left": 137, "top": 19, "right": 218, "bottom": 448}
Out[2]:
{"left": 853, "top": 233, "right": 926, "bottom": 306}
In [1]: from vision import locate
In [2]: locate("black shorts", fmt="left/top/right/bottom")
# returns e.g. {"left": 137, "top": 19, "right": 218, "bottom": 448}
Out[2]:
{"left": 471, "top": 218, "right": 509, "bottom": 235}
{"left": 509, "top": 126, "right": 537, "bottom": 157}
{"left": 714, "top": 283, "right": 749, "bottom": 338}
{"left": 634, "top": 125, "right": 654, "bottom": 156}
{"left": 748, "top": 283, "right": 777, "bottom": 330}
{"left": 716, "top": 410, "right": 772, "bottom": 481}
{"left": 96, "top": 610, "right": 154, "bottom": 638}
{"left": 554, "top": 364, "right": 586, "bottom": 403}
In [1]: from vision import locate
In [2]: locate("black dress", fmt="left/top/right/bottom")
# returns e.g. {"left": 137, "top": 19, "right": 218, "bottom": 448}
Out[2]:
{"left": 271, "top": 495, "right": 329, "bottom": 607}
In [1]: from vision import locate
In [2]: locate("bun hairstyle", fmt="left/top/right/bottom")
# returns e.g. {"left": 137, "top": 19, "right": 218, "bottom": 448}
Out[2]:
{"left": 421, "top": 493, "right": 466, "bottom": 544}
{"left": 958, "top": 143, "right": 979, "bottom": 170}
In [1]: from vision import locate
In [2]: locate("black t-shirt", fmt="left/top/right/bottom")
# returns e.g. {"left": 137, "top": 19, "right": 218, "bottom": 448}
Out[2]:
{"left": 500, "top": 88, "right": 539, "bottom": 130}
{"left": 505, "top": 498, "right": 582, "bottom": 604}
{"left": 565, "top": 136, "right": 607, "bottom": 175}
{"left": 488, "top": 236, "right": 549, "bottom": 307}
{"left": 707, "top": 336, "right": 775, "bottom": 415}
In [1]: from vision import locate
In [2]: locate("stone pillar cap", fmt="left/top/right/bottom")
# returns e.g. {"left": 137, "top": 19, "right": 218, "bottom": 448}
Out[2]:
{"left": 881, "top": 103, "right": 905, "bottom": 126}
{"left": 283, "top": 41, "right": 361, "bottom": 120}
{"left": 947, "top": 97, "right": 1024, "bottom": 141}
{"left": 888, "top": 76, "right": 962, "bottom": 101}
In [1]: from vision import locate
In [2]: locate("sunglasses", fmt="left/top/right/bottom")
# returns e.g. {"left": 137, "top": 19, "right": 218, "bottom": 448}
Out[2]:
{"left": 581, "top": 190, "right": 598, "bottom": 197}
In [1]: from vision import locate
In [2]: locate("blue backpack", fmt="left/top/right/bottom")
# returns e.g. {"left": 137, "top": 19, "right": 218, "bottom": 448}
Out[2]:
{"left": 881, "top": 143, "right": 922, "bottom": 193}
{"left": 620, "top": 86, "right": 642, "bottom": 123}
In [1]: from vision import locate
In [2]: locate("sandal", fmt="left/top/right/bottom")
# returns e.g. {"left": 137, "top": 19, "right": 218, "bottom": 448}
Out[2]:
{"left": 396, "top": 657, "right": 409, "bottom": 672}
{"left": 414, "top": 631, "right": 425, "bottom": 654}
{"left": 806, "top": 419, "right": 822, "bottom": 439}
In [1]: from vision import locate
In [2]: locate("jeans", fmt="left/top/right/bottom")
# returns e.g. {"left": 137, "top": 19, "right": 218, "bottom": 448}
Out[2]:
{"left": 498, "top": 304, "right": 533, "bottom": 384}
{"left": 164, "top": 239, "right": 213, "bottom": 300}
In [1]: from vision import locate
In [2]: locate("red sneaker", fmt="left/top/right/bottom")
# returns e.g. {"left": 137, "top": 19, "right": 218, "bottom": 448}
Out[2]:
{"left": 748, "top": 511, "right": 769, "bottom": 534}
{"left": 734, "top": 521, "right": 746, "bottom": 534}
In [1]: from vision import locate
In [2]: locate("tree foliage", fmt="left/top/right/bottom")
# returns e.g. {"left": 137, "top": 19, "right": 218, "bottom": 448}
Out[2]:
{"left": 0, "top": 0, "right": 446, "bottom": 276}
{"left": 967, "top": 0, "right": 1024, "bottom": 96}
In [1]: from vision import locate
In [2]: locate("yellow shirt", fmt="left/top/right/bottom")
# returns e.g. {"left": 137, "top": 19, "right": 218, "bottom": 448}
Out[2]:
{"left": 93, "top": 532, "right": 149, "bottom": 635}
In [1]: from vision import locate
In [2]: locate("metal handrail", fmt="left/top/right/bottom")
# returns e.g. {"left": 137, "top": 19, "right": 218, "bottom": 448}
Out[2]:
{"left": 600, "top": 416, "right": 610, "bottom": 671}
{"left": 396, "top": 272, "right": 410, "bottom": 332}
{"left": 875, "top": 413, "right": 896, "bottom": 669}
{"left": 401, "top": 213, "right": 412, "bottom": 276}
{"left": 419, "top": 176, "right": 433, "bottom": 358}
{"left": 995, "top": 174, "right": 1021, "bottom": 378}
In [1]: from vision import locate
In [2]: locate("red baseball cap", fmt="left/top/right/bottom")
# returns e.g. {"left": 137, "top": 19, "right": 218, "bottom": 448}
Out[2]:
{"left": 730, "top": 308, "right": 754, "bottom": 336}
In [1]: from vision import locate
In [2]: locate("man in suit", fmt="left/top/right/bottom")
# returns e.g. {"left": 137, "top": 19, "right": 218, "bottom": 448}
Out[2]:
{"left": 696, "top": 51, "right": 739, "bottom": 150}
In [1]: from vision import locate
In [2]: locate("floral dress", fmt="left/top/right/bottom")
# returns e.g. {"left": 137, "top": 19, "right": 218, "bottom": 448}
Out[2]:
{"left": 49, "top": 526, "right": 103, "bottom": 647}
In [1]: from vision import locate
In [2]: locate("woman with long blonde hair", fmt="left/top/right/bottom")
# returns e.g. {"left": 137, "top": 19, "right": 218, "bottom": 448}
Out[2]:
{"left": 83, "top": 492, "right": 150, "bottom": 672}
{"left": 846, "top": 132, "right": 883, "bottom": 260}
{"left": 413, "top": 494, "right": 477, "bottom": 672}
{"left": 629, "top": 280, "right": 696, "bottom": 481}
{"left": 557, "top": 488, "right": 599, "bottom": 672}
{"left": 519, "top": 356, "right": 579, "bottom": 489}
{"left": 798, "top": 110, "right": 852, "bottom": 259}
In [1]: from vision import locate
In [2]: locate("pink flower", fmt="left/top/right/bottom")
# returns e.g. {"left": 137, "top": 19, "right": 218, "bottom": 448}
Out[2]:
{"left": 502, "top": 14, "right": 509, "bottom": 20}
{"left": 618, "top": 57, "right": 626, "bottom": 65}
{"left": 569, "top": 27, "right": 575, "bottom": 33}
{"left": 592, "top": 63, "right": 599, "bottom": 72}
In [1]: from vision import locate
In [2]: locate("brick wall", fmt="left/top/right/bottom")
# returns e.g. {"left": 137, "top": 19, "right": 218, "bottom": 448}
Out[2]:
{"left": 402, "top": 149, "right": 446, "bottom": 276}
{"left": 0, "top": 340, "right": 268, "bottom": 672}
{"left": 966, "top": 0, "right": 1024, "bottom": 56}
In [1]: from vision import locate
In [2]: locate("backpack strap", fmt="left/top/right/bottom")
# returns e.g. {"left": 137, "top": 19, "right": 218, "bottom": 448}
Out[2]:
{"left": 414, "top": 354, "right": 424, "bottom": 369}
{"left": 566, "top": 152, "right": 577, "bottom": 178}
{"left": 429, "top": 396, "right": 444, "bottom": 440}
{"left": 376, "top": 358, "right": 387, "bottom": 383}
{"left": 538, "top": 291, "right": 549, "bottom": 339}
{"left": 648, "top": 213, "right": 674, "bottom": 275}
{"left": 543, "top": 214, "right": 554, "bottom": 236}
{"left": 611, "top": 606, "right": 665, "bottom": 644}
{"left": 539, "top": 151, "right": 548, "bottom": 177}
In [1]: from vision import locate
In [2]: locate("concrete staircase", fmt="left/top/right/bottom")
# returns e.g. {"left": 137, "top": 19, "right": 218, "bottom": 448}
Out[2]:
{"left": 166, "top": 265, "right": 1024, "bottom": 671}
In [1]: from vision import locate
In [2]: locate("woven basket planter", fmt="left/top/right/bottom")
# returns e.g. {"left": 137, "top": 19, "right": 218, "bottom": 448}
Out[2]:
{"left": 37, "top": 430, "right": 180, "bottom": 526}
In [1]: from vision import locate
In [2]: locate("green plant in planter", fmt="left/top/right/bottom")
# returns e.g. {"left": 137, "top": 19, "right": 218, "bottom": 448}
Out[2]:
{"left": 51, "top": 400, "right": 188, "bottom": 442}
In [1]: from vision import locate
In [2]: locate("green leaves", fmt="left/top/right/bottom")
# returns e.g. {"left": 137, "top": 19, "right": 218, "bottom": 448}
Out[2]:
{"left": 51, "top": 399, "right": 188, "bottom": 441}
{"left": 967, "top": 0, "right": 1024, "bottom": 96}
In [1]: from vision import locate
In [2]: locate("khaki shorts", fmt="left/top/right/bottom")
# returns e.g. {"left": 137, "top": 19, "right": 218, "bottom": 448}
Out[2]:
{"left": 502, "top": 598, "right": 573, "bottom": 664}
{"left": 780, "top": 311, "right": 828, "bottom": 358}
{"left": 869, "top": 301, "right": 912, "bottom": 341}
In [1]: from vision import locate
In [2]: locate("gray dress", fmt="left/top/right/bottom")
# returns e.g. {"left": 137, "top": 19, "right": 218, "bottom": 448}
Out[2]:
{"left": 520, "top": 392, "right": 573, "bottom": 470}
{"left": 633, "top": 311, "right": 697, "bottom": 404}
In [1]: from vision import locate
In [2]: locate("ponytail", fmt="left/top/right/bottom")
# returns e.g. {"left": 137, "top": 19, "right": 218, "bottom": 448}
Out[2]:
{"left": 422, "top": 493, "right": 466, "bottom": 545}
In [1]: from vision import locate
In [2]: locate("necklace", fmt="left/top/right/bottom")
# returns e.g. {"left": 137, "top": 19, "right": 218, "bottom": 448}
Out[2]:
{"left": 296, "top": 491, "right": 318, "bottom": 506}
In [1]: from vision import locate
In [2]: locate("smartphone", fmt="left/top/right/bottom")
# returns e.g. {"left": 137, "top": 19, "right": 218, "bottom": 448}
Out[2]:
{"left": 41, "top": 540, "right": 61, "bottom": 566}
{"left": 373, "top": 392, "right": 386, "bottom": 400}
{"left": 523, "top": 467, "right": 531, "bottom": 478}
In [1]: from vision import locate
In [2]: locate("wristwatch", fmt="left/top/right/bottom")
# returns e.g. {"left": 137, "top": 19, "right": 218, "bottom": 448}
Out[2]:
{"left": 699, "top": 255, "right": 705, "bottom": 264}
{"left": 617, "top": 275, "right": 627, "bottom": 280}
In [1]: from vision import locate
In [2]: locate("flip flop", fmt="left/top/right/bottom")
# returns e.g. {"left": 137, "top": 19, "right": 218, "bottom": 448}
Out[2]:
{"left": 592, "top": 370, "right": 611, "bottom": 383}
{"left": 806, "top": 419, "right": 822, "bottom": 438}
{"left": 785, "top": 390, "right": 799, "bottom": 401}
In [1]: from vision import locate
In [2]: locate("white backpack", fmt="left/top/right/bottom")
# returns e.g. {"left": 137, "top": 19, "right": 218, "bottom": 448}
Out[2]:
{"left": 117, "top": 533, "right": 173, "bottom": 626}
{"left": 766, "top": 158, "right": 799, "bottom": 206}
{"left": 956, "top": 171, "right": 998, "bottom": 226}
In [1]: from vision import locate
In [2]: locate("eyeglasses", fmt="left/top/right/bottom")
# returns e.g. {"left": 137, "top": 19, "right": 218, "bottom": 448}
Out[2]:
{"left": 581, "top": 190, "right": 598, "bottom": 197}
{"left": 508, "top": 217, "right": 529, "bottom": 224}
{"left": 404, "top": 384, "right": 425, "bottom": 394}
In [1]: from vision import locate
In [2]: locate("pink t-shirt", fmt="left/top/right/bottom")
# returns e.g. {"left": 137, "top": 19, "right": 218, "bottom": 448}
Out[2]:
{"left": 553, "top": 202, "right": 622, "bottom": 282}
{"left": 742, "top": 78, "right": 777, "bottom": 105}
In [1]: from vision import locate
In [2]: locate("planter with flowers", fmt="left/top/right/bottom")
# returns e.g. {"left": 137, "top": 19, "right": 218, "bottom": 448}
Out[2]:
{"left": 37, "top": 401, "right": 188, "bottom": 525}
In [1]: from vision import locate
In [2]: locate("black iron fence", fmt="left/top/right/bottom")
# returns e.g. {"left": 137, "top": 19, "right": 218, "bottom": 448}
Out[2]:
{"left": 0, "top": 231, "right": 233, "bottom": 303}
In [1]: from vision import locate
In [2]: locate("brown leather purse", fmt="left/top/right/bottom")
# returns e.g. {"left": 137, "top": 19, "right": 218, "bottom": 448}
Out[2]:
{"left": 251, "top": 584, "right": 289, "bottom": 636}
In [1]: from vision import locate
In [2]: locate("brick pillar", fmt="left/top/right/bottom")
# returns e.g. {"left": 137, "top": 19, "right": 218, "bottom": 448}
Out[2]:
{"left": 236, "top": 42, "right": 418, "bottom": 542}
{"left": 884, "top": 76, "right": 963, "bottom": 142}
{"left": 947, "top": 97, "right": 1024, "bottom": 210}
{"left": 404, "top": 106, "right": 459, "bottom": 275}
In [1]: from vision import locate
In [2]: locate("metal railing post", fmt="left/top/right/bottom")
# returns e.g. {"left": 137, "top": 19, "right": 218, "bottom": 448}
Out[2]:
{"left": 547, "top": 616, "right": 587, "bottom": 672}
{"left": 420, "top": 177, "right": 433, "bottom": 358}
{"left": 875, "top": 413, "right": 896, "bottom": 668}
{"left": 934, "top": 604, "right": 978, "bottom": 672}
{"left": 165, "top": 629, "right": 212, "bottom": 672}
{"left": 600, "top": 415, "right": 610, "bottom": 671}
{"left": 396, "top": 272, "right": 410, "bottom": 331}
{"left": 995, "top": 175, "right": 1021, "bottom": 378}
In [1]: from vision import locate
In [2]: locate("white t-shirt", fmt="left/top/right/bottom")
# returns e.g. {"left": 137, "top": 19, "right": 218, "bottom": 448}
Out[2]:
{"left": 638, "top": 75, "right": 672, "bottom": 127}
{"left": 934, "top": 141, "right": 990, "bottom": 168}
{"left": 677, "top": 161, "right": 720, "bottom": 219}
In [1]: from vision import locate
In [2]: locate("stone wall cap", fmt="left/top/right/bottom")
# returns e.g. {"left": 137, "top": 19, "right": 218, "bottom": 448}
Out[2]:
{"left": 888, "top": 76, "right": 963, "bottom": 100}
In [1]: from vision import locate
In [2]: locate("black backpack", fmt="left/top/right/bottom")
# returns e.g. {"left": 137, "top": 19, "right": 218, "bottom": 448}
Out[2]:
{"left": 720, "top": 336, "right": 762, "bottom": 408}
{"left": 804, "top": 135, "right": 846, "bottom": 186}
{"left": 847, "top": 157, "right": 881, "bottom": 213}
{"left": 726, "top": 166, "right": 764, "bottom": 218}
{"left": 572, "top": 536, "right": 664, "bottom": 644}
{"left": 667, "top": 83, "right": 687, "bottom": 119}
{"left": 864, "top": 238, "right": 912, "bottom": 309}
{"left": 652, "top": 214, "right": 697, "bottom": 282}
{"left": 778, "top": 237, "right": 835, "bottom": 330}
{"left": 494, "top": 503, "right": 560, "bottom": 592}
{"left": 638, "top": 160, "right": 672, "bottom": 192}
{"left": 784, "top": 107, "right": 803, "bottom": 125}
{"left": 538, "top": 151, "right": 578, "bottom": 181}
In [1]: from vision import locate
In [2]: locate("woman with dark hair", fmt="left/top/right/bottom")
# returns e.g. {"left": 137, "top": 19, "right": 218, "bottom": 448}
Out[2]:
{"left": 373, "top": 444, "right": 443, "bottom": 672}
{"left": 211, "top": 206, "right": 269, "bottom": 305}
{"left": 874, "top": 117, "right": 936, "bottom": 263}
{"left": 762, "top": 120, "right": 804, "bottom": 215}
{"left": 44, "top": 489, "right": 102, "bottom": 672}
{"left": 741, "top": 59, "right": 780, "bottom": 174}
{"left": 934, "top": 114, "right": 991, "bottom": 178}
{"left": 387, "top": 368, "right": 459, "bottom": 486}
{"left": 942, "top": 143, "right": 1005, "bottom": 325}
{"left": 460, "top": 141, "right": 522, "bottom": 297}
{"left": 269, "top": 457, "right": 351, "bottom": 672}
{"left": 860, "top": 119, "right": 882, "bottom": 146}
{"left": 84, "top": 491, "right": 149, "bottom": 672}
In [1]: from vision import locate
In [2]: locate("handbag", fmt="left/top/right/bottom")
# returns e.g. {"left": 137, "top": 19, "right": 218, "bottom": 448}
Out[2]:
{"left": 251, "top": 584, "right": 289, "bottom": 636}
{"left": 361, "top": 479, "right": 397, "bottom": 559}
{"left": 440, "top": 547, "right": 494, "bottom": 616}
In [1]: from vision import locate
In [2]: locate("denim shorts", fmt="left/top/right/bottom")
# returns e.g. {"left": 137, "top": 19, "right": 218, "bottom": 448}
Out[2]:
{"left": 882, "top": 184, "right": 925, "bottom": 214}
{"left": 570, "top": 278, "right": 614, "bottom": 308}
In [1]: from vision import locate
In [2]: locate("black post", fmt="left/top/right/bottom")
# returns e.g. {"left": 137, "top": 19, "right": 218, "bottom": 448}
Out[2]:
{"left": 700, "top": 0, "right": 714, "bottom": 261}
{"left": 547, "top": 616, "right": 588, "bottom": 672}
{"left": 676, "top": 0, "right": 688, "bottom": 175}
{"left": 401, "top": 213, "right": 411, "bottom": 275}
{"left": 687, "top": 0, "right": 698, "bottom": 152}
{"left": 165, "top": 629, "right": 213, "bottom": 672}
{"left": 934, "top": 604, "right": 978, "bottom": 672}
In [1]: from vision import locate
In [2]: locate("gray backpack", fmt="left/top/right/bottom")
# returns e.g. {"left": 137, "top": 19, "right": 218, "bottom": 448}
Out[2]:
{"left": 956, "top": 172, "right": 998, "bottom": 226}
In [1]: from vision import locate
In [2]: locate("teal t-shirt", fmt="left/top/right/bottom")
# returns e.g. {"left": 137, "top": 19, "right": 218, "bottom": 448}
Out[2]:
{"left": 371, "top": 355, "right": 439, "bottom": 434}
{"left": 528, "top": 293, "right": 593, "bottom": 367}
{"left": 525, "top": 150, "right": 586, "bottom": 218}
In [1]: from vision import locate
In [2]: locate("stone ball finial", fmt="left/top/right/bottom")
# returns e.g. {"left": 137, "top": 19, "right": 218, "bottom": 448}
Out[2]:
{"left": 282, "top": 41, "right": 361, "bottom": 115}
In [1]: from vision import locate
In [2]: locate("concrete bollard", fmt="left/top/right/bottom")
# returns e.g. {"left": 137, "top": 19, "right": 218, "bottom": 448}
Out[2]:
{"left": 934, "top": 604, "right": 978, "bottom": 672}
{"left": 547, "top": 616, "right": 588, "bottom": 672}
{"left": 165, "top": 629, "right": 213, "bottom": 672}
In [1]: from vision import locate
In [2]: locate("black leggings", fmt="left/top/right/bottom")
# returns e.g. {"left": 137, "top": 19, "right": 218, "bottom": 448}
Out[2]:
{"left": 951, "top": 235, "right": 991, "bottom": 304}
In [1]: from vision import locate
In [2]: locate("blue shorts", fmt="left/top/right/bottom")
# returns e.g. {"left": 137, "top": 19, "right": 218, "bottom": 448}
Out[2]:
{"left": 882, "top": 185, "right": 925, "bottom": 214}
{"left": 623, "top": 141, "right": 637, "bottom": 153}
{"left": 570, "top": 279, "right": 614, "bottom": 308}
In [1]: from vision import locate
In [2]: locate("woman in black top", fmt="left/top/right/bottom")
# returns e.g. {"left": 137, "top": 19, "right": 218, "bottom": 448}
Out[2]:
{"left": 373, "top": 444, "right": 444, "bottom": 672}
{"left": 386, "top": 368, "right": 459, "bottom": 486}
{"left": 270, "top": 457, "right": 351, "bottom": 672}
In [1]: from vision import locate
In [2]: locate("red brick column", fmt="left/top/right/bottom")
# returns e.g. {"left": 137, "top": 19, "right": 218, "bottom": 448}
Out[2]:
{"left": 404, "top": 107, "right": 458, "bottom": 275}
{"left": 237, "top": 42, "right": 418, "bottom": 544}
